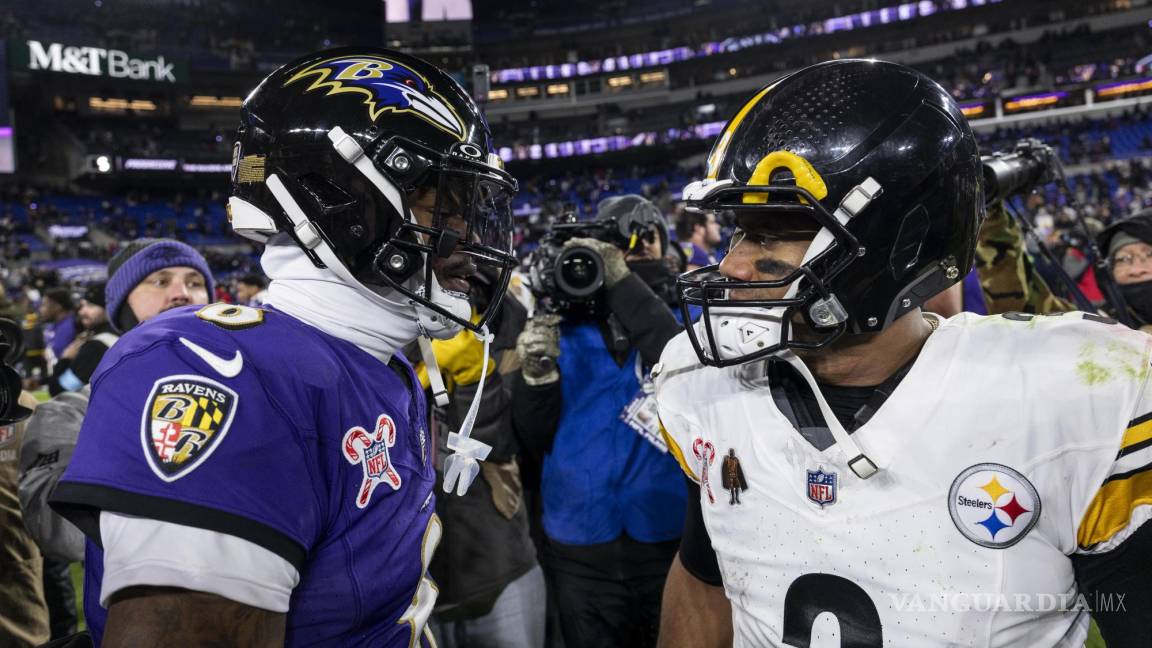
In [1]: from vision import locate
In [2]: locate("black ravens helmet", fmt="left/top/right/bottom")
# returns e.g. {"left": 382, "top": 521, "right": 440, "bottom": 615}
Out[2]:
{"left": 229, "top": 47, "right": 517, "bottom": 336}
{"left": 679, "top": 59, "right": 984, "bottom": 367}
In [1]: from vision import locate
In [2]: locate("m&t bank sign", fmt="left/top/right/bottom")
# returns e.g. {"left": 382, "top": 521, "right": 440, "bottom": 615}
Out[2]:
{"left": 14, "top": 40, "right": 186, "bottom": 83}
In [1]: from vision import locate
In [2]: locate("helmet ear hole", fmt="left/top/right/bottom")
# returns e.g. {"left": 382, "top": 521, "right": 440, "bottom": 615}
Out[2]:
{"left": 890, "top": 205, "right": 930, "bottom": 277}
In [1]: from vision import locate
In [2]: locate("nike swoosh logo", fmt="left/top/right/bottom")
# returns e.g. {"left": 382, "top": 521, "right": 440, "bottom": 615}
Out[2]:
{"left": 179, "top": 337, "right": 244, "bottom": 378}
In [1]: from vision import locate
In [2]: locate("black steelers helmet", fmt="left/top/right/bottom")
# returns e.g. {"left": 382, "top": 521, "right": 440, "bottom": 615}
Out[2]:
{"left": 229, "top": 47, "right": 517, "bottom": 335}
{"left": 679, "top": 59, "right": 984, "bottom": 367}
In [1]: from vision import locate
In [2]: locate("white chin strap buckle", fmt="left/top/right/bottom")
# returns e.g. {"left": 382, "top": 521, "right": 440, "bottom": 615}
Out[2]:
{"left": 848, "top": 454, "right": 879, "bottom": 479}
{"left": 440, "top": 325, "right": 496, "bottom": 496}
{"left": 443, "top": 433, "right": 493, "bottom": 496}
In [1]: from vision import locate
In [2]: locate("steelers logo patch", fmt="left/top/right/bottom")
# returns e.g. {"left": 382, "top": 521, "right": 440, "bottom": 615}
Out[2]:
{"left": 948, "top": 463, "right": 1041, "bottom": 549}
{"left": 141, "top": 375, "right": 238, "bottom": 482}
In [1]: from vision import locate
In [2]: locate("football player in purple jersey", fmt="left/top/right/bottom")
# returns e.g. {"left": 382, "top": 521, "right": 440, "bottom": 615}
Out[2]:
{"left": 52, "top": 48, "right": 518, "bottom": 647}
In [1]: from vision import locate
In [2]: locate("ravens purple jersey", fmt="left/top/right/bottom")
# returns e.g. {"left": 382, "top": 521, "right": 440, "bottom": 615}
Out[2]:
{"left": 53, "top": 303, "right": 439, "bottom": 646}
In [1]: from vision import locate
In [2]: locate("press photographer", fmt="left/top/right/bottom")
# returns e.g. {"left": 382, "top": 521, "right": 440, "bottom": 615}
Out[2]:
{"left": 515, "top": 194, "right": 687, "bottom": 648}
{"left": 0, "top": 317, "right": 48, "bottom": 647}
{"left": 977, "top": 138, "right": 1118, "bottom": 319}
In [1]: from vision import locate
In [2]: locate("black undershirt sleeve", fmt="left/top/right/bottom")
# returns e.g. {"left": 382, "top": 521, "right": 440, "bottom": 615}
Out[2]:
{"left": 1072, "top": 521, "right": 1152, "bottom": 647}
{"left": 678, "top": 477, "right": 724, "bottom": 586}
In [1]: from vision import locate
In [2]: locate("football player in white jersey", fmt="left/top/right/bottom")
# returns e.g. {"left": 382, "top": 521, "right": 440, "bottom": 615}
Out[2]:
{"left": 654, "top": 59, "right": 1152, "bottom": 648}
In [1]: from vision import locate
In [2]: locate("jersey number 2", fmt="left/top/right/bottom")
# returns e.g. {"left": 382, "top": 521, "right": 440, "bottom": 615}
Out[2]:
{"left": 782, "top": 573, "right": 882, "bottom": 648}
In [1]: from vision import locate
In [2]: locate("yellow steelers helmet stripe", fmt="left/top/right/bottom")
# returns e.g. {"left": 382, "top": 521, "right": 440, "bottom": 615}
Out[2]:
{"left": 660, "top": 420, "right": 699, "bottom": 483}
{"left": 1077, "top": 463, "right": 1152, "bottom": 548}
{"left": 743, "top": 150, "right": 828, "bottom": 205}
{"left": 706, "top": 81, "right": 780, "bottom": 180}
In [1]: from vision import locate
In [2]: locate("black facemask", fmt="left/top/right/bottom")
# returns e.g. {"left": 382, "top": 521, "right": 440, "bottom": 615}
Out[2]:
{"left": 627, "top": 259, "right": 677, "bottom": 305}
{"left": 1120, "top": 280, "right": 1152, "bottom": 325}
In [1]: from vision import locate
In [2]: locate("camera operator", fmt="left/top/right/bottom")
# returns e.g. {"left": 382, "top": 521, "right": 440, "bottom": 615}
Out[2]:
{"left": 516, "top": 194, "right": 687, "bottom": 648}
{"left": 976, "top": 139, "right": 1082, "bottom": 317}
{"left": 0, "top": 318, "right": 48, "bottom": 647}
{"left": 1096, "top": 209, "right": 1152, "bottom": 330}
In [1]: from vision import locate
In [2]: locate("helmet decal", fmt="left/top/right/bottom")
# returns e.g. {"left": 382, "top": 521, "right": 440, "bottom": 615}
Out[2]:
{"left": 744, "top": 151, "right": 828, "bottom": 205}
{"left": 284, "top": 55, "right": 466, "bottom": 140}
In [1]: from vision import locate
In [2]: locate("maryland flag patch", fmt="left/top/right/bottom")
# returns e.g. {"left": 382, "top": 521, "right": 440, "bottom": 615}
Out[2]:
{"left": 141, "top": 375, "right": 238, "bottom": 482}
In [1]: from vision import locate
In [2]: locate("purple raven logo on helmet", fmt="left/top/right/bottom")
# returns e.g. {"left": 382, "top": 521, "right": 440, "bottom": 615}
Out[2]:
{"left": 284, "top": 55, "right": 466, "bottom": 140}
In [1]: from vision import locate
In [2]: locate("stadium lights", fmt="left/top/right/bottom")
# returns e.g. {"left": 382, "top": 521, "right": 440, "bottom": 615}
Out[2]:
{"left": 546, "top": 83, "right": 570, "bottom": 96}
{"left": 607, "top": 76, "right": 633, "bottom": 88}
{"left": 181, "top": 162, "right": 231, "bottom": 173}
{"left": 95, "top": 155, "right": 111, "bottom": 173}
{"left": 488, "top": 89, "right": 509, "bottom": 101}
{"left": 515, "top": 86, "right": 539, "bottom": 97}
{"left": 1003, "top": 92, "right": 1067, "bottom": 112}
{"left": 639, "top": 71, "right": 667, "bottom": 84}
{"left": 189, "top": 96, "right": 244, "bottom": 108}
{"left": 489, "top": 0, "right": 1003, "bottom": 84}
{"left": 123, "top": 158, "right": 178, "bottom": 170}
{"left": 959, "top": 103, "right": 986, "bottom": 117}
{"left": 88, "top": 97, "right": 156, "bottom": 111}
{"left": 1095, "top": 78, "right": 1152, "bottom": 98}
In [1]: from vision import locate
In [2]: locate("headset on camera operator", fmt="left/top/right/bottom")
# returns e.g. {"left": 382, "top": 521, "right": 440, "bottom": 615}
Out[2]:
{"left": 514, "top": 194, "right": 687, "bottom": 648}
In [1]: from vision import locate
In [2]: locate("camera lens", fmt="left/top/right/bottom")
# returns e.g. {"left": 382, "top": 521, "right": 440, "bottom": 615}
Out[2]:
{"left": 555, "top": 245, "right": 605, "bottom": 298}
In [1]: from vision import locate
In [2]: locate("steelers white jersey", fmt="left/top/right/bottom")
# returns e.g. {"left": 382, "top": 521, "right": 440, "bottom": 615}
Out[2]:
{"left": 655, "top": 311, "right": 1152, "bottom": 648}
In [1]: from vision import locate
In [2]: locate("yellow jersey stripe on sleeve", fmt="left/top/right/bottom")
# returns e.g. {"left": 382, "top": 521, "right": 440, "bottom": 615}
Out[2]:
{"left": 1077, "top": 462, "right": 1152, "bottom": 549}
{"left": 1121, "top": 413, "right": 1152, "bottom": 451}
{"left": 660, "top": 420, "right": 699, "bottom": 484}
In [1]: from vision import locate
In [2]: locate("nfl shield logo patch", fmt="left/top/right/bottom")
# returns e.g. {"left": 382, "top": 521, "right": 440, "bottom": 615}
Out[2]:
{"left": 343, "top": 414, "right": 403, "bottom": 509}
{"left": 807, "top": 468, "right": 837, "bottom": 508}
{"left": 141, "top": 375, "right": 238, "bottom": 482}
{"left": 0, "top": 425, "right": 13, "bottom": 448}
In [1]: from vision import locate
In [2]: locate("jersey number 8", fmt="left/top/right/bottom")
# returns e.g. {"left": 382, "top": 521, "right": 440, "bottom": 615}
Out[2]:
{"left": 196, "top": 303, "right": 265, "bottom": 330}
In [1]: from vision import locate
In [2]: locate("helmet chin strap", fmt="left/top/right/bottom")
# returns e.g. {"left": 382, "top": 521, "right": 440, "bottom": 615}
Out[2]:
{"left": 266, "top": 172, "right": 420, "bottom": 318}
{"left": 776, "top": 350, "right": 880, "bottom": 479}
{"left": 439, "top": 325, "right": 495, "bottom": 496}
{"left": 701, "top": 305, "right": 879, "bottom": 479}
{"left": 415, "top": 273, "right": 470, "bottom": 340}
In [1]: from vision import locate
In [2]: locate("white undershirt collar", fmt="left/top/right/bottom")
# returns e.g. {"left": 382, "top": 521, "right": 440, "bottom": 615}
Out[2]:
{"left": 261, "top": 244, "right": 421, "bottom": 364}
